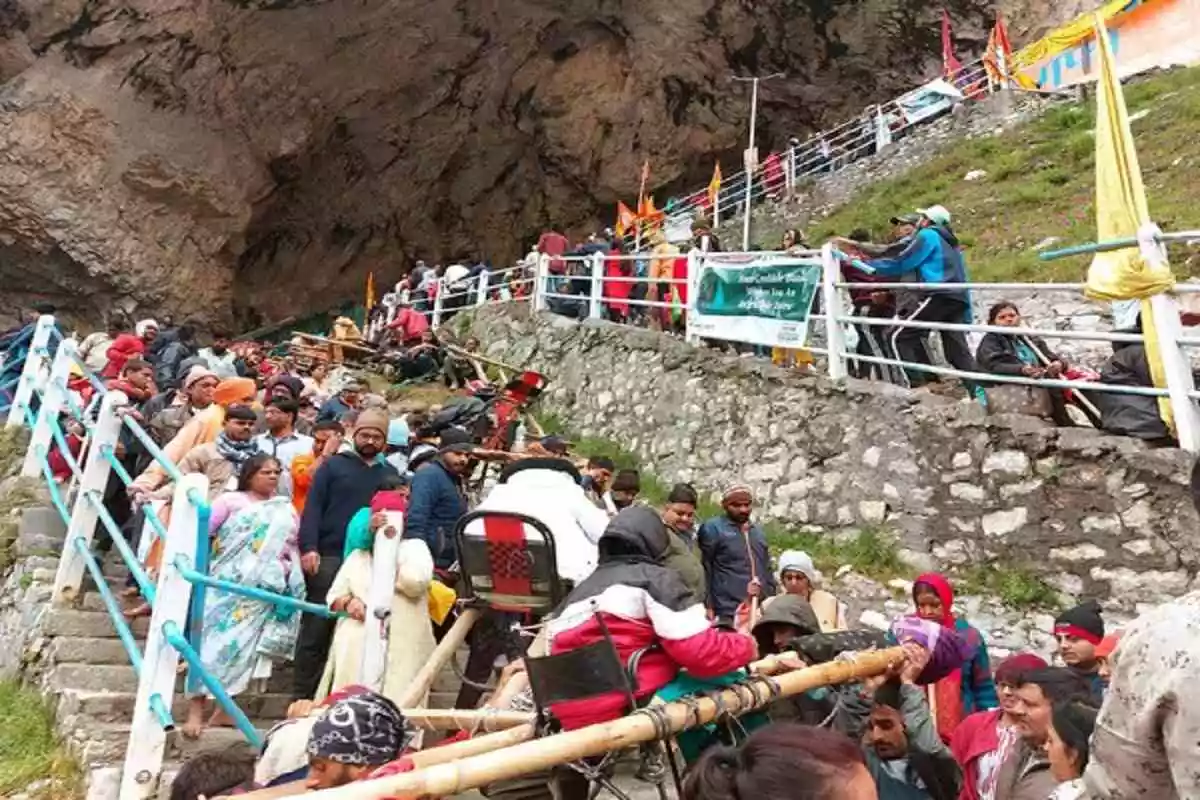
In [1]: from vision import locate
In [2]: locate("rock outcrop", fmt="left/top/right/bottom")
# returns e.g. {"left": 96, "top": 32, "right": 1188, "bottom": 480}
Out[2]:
{"left": 0, "top": 0, "right": 1066, "bottom": 329}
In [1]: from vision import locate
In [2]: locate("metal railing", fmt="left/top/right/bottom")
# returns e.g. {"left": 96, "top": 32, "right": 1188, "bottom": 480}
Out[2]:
{"left": 6, "top": 336, "right": 345, "bottom": 799}
{"left": 526, "top": 235, "right": 1200, "bottom": 452}
{"left": 638, "top": 57, "right": 996, "bottom": 248}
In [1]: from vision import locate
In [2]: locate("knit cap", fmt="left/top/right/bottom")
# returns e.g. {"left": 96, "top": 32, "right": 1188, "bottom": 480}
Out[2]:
{"left": 1054, "top": 599, "right": 1104, "bottom": 645}
{"left": 355, "top": 409, "right": 389, "bottom": 438}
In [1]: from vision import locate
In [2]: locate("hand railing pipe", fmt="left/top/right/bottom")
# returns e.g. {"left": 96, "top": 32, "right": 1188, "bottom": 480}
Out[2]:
{"left": 1039, "top": 230, "right": 1200, "bottom": 260}
{"left": 836, "top": 281, "right": 1088, "bottom": 291}
{"left": 5, "top": 315, "right": 55, "bottom": 431}
{"left": 836, "top": 314, "right": 1146, "bottom": 344}
{"left": 148, "top": 693, "right": 175, "bottom": 733}
{"left": 32, "top": 445, "right": 72, "bottom": 526}
{"left": 842, "top": 351, "right": 1171, "bottom": 397}
{"left": 72, "top": 536, "right": 146, "bottom": 675}
{"left": 22, "top": 337, "right": 74, "bottom": 477}
{"left": 161, "top": 620, "right": 263, "bottom": 749}
{"left": 99, "top": 444, "right": 135, "bottom": 485}
{"left": 123, "top": 416, "right": 185, "bottom": 484}
{"left": 84, "top": 490, "right": 157, "bottom": 605}
{"left": 174, "top": 555, "right": 341, "bottom": 618}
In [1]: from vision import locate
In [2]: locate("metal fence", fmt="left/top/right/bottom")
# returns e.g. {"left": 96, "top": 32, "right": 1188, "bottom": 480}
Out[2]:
{"left": 523, "top": 237, "right": 1200, "bottom": 452}
{"left": 642, "top": 57, "right": 995, "bottom": 247}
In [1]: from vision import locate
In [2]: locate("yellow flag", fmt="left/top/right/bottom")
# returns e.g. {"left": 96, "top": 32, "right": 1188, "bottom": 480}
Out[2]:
{"left": 1086, "top": 13, "right": 1173, "bottom": 426}
{"left": 1012, "top": 0, "right": 1129, "bottom": 74}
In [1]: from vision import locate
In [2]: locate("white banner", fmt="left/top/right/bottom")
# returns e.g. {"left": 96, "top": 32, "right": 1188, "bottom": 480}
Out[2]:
{"left": 689, "top": 253, "right": 821, "bottom": 348}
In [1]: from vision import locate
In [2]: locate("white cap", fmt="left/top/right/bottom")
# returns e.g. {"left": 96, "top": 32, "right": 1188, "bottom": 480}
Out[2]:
{"left": 777, "top": 550, "right": 820, "bottom": 584}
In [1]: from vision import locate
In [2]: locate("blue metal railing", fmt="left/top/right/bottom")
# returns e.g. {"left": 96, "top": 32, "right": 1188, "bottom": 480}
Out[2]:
{"left": 16, "top": 335, "right": 353, "bottom": 753}
{"left": 161, "top": 621, "right": 262, "bottom": 748}
{"left": 85, "top": 491, "right": 157, "bottom": 605}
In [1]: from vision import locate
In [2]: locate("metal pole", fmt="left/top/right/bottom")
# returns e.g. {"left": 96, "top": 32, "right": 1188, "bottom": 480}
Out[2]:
{"left": 742, "top": 77, "right": 758, "bottom": 252}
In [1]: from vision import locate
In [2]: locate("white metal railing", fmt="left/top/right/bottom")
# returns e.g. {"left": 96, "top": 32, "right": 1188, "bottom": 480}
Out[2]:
{"left": 2, "top": 332, "right": 356, "bottom": 799}
{"left": 525, "top": 239, "right": 1200, "bottom": 452}
{"left": 427, "top": 264, "right": 535, "bottom": 330}
{"left": 641, "top": 58, "right": 996, "bottom": 248}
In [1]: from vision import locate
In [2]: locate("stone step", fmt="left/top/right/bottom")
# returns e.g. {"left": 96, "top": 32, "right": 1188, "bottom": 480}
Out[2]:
{"left": 47, "top": 662, "right": 296, "bottom": 696}
{"left": 57, "top": 687, "right": 293, "bottom": 729}
{"left": 69, "top": 719, "right": 272, "bottom": 767}
{"left": 18, "top": 505, "right": 68, "bottom": 545}
{"left": 46, "top": 636, "right": 140, "bottom": 666}
{"left": 43, "top": 609, "right": 149, "bottom": 640}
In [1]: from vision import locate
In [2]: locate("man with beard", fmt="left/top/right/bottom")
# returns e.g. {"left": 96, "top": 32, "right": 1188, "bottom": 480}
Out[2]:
{"left": 304, "top": 691, "right": 410, "bottom": 790}
{"left": 294, "top": 409, "right": 399, "bottom": 700}
{"left": 198, "top": 330, "right": 240, "bottom": 379}
{"left": 697, "top": 485, "right": 776, "bottom": 625}
{"left": 405, "top": 426, "right": 473, "bottom": 572}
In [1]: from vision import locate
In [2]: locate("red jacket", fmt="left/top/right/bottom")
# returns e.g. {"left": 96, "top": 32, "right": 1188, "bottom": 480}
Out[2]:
{"left": 602, "top": 253, "right": 631, "bottom": 316}
{"left": 950, "top": 708, "right": 1004, "bottom": 800}
{"left": 546, "top": 507, "right": 756, "bottom": 731}
{"left": 101, "top": 334, "right": 145, "bottom": 379}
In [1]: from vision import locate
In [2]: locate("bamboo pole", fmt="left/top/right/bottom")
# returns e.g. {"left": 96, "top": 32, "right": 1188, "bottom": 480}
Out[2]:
{"left": 394, "top": 608, "right": 481, "bottom": 708}
{"left": 405, "top": 708, "right": 534, "bottom": 732}
{"left": 306, "top": 646, "right": 906, "bottom": 800}
{"left": 238, "top": 724, "right": 538, "bottom": 800}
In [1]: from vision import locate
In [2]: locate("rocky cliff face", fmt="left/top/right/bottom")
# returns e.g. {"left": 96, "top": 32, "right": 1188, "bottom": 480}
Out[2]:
{"left": 0, "top": 0, "right": 1059, "bottom": 328}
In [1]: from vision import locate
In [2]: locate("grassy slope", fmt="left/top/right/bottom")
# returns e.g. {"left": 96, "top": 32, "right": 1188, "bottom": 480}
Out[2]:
{"left": 803, "top": 66, "right": 1200, "bottom": 282}
{"left": 0, "top": 681, "right": 81, "bottom": 798}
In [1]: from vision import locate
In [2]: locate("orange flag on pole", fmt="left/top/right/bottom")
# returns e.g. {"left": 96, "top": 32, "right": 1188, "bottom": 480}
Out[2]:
{"left": 615, "top": 201, "right": 636, "bottom": 238}
{"left": 365, "top": 271, "right": 376, "bottom": 310}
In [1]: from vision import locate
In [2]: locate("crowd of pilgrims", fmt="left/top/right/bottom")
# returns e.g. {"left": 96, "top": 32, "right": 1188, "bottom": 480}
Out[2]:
{"left": 5, "top": 306, "right": 1195, "bottom": 800}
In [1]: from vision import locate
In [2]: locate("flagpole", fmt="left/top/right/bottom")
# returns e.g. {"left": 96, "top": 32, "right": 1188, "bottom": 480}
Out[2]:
{"left": 636, "top": 161, "right": 649, "bottom": 252}
{"left": 732, "top": 73, "right": 783, "bottom": 252}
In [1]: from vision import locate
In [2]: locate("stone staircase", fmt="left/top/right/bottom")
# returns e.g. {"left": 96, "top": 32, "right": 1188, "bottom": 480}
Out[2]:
{"left": 1, "top": 502, "right": 463, "bottom": 799}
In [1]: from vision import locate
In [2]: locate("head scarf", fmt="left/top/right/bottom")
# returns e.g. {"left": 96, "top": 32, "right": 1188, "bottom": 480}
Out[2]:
{"left": 135, "top": 319, "right": 159, "bottom": 337}
{"left": 1054, "top": 600, "right": 1104, "bottom": 645}
{"left": 307, "top": 691, "right": 408, "bottom": 767}
{"left": 777, "top": 550, "right": 819, "bottom": 584}
{"left": 214, "top": 377, "right": 257, "bottom": 408}
{"left": 912, "top": 572, "right": 955, "bottom": 628}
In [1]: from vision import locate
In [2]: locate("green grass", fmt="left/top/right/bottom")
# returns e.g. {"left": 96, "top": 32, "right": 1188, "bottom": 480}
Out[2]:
{"left": 0, "top": 680, "right": 81, "bottom": 798}
{"left": 0, "top": 428, "right": 29, "bottom": 480}
{"left": 752, "top": 66, "right": 1200, "bottom": 282}
{"left": 954, "top": 563, "right": 1061, "bottom": 611}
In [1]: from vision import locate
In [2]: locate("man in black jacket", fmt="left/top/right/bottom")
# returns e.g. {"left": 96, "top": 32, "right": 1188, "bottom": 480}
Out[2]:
{"left": 293, "top": 409, "right": 399, "bottom": 700}
{"left": 152, "top": 324, "right": 197, "bottom": 390}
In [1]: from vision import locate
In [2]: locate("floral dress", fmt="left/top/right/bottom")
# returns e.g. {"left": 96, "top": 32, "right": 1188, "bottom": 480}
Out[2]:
{"left": 198, "top": 494, "right": 306, "bottom": 697}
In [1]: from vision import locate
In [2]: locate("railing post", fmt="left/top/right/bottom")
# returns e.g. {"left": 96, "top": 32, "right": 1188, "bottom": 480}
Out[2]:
{"left": 22, "top": 338, "right": 76, "bottom": 477}
{"left": 431, "top": 278, "right": 445, "bottom": 328}
{"left": 588, "top": 252, "right": 605, "bottom": 321}
{"left": 52, "top": 390, "right": 124, "bottom": 606}
{"left": 533, "top": 255, "right": 549, "bottom": 313}
{"left": 475, "top": 272, "right": 488, "bottom": 307}
{"left": 821, "top": 243, "right": 848, "bottom": 381}
{"left": 1150, "top": 292, "right": 1200, "bottom": 452}
{"left": 6, "top": 315, "right": 56, "bottom": 431}
{"left": 122, "top": 473, "right": 206, "bottom": 800}
{"left": 361, "top": 512, "right": 404, "bottom": 690}
{"left": 685, "top": 250, "right": 701, "bottom": 346}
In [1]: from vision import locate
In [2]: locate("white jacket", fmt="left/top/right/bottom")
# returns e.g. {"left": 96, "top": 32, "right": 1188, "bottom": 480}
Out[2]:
{"left": 473, "top": 461, "right": 610, "bottom": 584}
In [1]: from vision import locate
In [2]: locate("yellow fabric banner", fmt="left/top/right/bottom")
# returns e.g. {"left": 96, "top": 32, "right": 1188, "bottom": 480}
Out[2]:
{"left": 1086, "top": 13, "right": 1174, "bottom": 427}
{"left": 1012, "top": 0, "right": 1132, "bottom": 72}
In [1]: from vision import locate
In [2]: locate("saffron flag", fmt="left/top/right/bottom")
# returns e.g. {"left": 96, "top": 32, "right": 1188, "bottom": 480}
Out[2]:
{"left": 365, "top": 271, "right": 376, "bottom": 310}
{"left": 638, "top": 194, "right": 665, "bottom": 224}
{"left": 1086, "top": 14, "right": 1175, "bottom": 427}
{"left": 983, "top": 15, "right": 1013, "bottom": 85}
{"left": 707, "top": 162, "right": 722, "bottom": 208}
{"left": 615, "top": 201, "right": 637, "bottom": 238}
{"left": 942, "top": 10, "right": 963, "bottom": 81}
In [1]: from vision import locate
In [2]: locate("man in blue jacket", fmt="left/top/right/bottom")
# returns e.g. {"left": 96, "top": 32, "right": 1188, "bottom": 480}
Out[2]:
{"left": 698, "top": 485, "right": 776, "bottom": 625}
{"left": 405, "top": 426, "right": 472, "bottom": 570}
{"left": 866, "top": 205, "right": 976, "bottom": 388}
{"left": 293, "top": 408, "right": 399, "bottom": 700}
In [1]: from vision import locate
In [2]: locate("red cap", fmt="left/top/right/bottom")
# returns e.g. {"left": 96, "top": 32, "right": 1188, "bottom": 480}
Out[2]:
{"left": 1095, "top": 632, "right": 1122, "bottom": 659}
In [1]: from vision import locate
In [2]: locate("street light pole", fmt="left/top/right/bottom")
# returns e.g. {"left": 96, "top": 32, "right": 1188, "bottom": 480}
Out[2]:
{"left": 732, "top": 72, "right": 783, "bottom": 252}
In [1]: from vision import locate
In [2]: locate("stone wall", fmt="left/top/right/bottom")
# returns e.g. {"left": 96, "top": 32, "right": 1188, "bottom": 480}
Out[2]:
{"left": 467, "top": 305, "right": 1200, "bottom": 615}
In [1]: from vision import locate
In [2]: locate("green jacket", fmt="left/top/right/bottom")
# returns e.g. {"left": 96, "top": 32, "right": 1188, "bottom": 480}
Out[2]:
{"left": 663, "top": 529, "right": 706, "bottom": 603}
